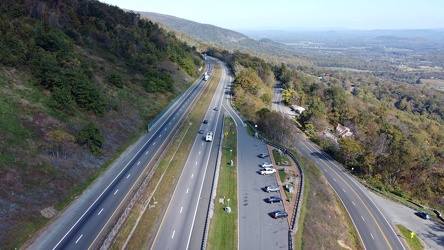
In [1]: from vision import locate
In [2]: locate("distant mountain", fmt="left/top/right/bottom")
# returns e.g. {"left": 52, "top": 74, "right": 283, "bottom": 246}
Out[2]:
{"left": 137, "top": 12, "right": 311, "bottom": 65}
{"left": 137, "top": 12, "right": 249, "bottom": 45}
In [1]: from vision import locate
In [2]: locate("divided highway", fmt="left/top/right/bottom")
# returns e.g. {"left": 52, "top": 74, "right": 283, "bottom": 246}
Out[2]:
{"left": 149, "top": 59, "right": 226, "bottom": 250}
{"left": 28, "top": 62, "right": 213, "bottom": 250}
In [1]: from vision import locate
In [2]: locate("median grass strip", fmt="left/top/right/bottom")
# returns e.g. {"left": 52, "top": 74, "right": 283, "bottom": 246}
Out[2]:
{"left": 396, "top": 224, "right": 424, "bottom": 250}
{"left": 110, "top": 64, "right": 222, "bottom": 249}
{"left": 206, "top": 117, "right": 238, "bottom": 250}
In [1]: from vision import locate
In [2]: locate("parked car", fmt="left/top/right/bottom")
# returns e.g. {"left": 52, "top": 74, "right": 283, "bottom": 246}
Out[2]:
{"left": 272, "top": 210, "right": 288, "bottom": 219}
{"left": 260, "top": 168, "right": 276, "bottom": 175}
{"left": 265, "top": 185, "right": 279, "bottom": 193}
{"left": 416, "top": 211, "right": 431, "bottom": 220}
{"left": 199, "top": 129, "right": 204, "bottom": 134}
{"left": 203, "top": 120, "right": 208, "bottom": 124}
{"left": 267, "top": 196, "right": 282, "bottom": 204}
{"left": 260, "top": 162, "right": 273, "bottom": 168}
{"left": 258, "top": 152, "right": 269, "bottom": 158}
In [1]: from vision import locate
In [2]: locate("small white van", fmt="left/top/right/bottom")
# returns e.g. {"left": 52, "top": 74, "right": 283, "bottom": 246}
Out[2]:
{"left": 206, "top": 132, "right": 213, "bottom": 142}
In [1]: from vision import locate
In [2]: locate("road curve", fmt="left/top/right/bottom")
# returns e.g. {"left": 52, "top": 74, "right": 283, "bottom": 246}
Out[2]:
{"left": 273, "top": 85, "right": 406, "bottom": 250}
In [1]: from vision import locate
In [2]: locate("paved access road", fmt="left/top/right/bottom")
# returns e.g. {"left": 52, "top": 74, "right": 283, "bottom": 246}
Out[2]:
{"left": 295, "top": 140, "right": 406, "bottom": 250}
{"left": 27, "top": 63, "right": 213, "bottom": 250}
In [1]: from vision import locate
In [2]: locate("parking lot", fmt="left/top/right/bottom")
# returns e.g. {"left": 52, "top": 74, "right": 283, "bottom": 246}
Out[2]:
{"left": 237, "top": 136, "right": 289, "bottom": 249}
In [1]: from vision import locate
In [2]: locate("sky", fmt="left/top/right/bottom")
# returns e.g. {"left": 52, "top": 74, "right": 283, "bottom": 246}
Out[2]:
{"left": 99, "top": 0, "right": 444, "bottom": 31}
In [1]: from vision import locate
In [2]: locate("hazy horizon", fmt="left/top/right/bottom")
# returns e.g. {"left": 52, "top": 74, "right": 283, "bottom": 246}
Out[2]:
{"left": 100, "top": 0, "right": 444, "bottom": 31}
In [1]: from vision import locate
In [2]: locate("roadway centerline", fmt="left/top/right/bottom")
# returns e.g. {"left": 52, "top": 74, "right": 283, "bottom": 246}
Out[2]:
{"left": 299, "top": 141, "right": 394, "bottom": 249}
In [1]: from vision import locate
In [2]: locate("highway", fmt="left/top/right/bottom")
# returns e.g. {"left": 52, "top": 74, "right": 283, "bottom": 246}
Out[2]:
{"left": 27, "top": 62, "right": 213, "bottom": 250}
{"left": 150, "top": 59, "right": 288, "bottom": 250}
{"left": 273, "top": 85, "right": 407, "bottom": 250}
{"left": 149, "top": 59, "right": 226, "bottom": 250}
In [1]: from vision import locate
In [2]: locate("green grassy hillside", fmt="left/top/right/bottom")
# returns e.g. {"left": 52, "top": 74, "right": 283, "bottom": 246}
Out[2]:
{"left": 0, "top": 0, "right": 203, "bottom": 248}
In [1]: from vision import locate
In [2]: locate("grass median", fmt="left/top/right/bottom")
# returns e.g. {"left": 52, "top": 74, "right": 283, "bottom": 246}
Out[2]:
{"left": 206, "top": 117, "right": 238, "bottom": 250}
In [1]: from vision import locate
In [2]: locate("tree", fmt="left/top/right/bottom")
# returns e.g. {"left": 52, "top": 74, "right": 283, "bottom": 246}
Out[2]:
{"left": 76, "top": 122, "right": 105, "bottom": 155}
{"left": 339, "top": 138, "right": 362, "bottom": 167}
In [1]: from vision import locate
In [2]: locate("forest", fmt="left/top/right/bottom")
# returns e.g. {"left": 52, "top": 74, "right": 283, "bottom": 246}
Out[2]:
{"left": 0, "top": 0, "right": 202, "bottom": 248}
{"left": 207, "top": 47, "right": 444, "bottom": 213}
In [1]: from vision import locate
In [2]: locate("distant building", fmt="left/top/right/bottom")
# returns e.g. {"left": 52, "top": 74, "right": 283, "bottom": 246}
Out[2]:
{"left": 336, "top": 124, "right": 353, "bottom": 138}
{"left": 291, "top": 105, "right": 306, "bottom": 115}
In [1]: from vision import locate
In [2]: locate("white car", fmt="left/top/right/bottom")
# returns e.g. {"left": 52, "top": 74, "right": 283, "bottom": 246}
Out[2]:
{"left": 260, "top": 162, "right": 273, "bottom": 168}
{"left": 260, "top": 168, "right": 276, "bottom": 175}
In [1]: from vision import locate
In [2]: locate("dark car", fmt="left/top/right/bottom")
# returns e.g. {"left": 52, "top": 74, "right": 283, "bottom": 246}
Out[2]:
{"left": 265, "top": 185, "right": 279, "bottom": 193}
{"left": 258, "top": 153, "right": 269, "bottom": 158}
{"left": 213, "top": 107, "right": 218, "bottom": 111}
{"left": 199, "top": 129, "right": 204, "bottom": 134}
{"left": 416, "top": 211, "right": 431, "bottom": 220}
{"left": 203, "top": 120, "right": 208, "bottom": 124}
{"left": 272, "top": 210, "right": 288, "bottom": 219}
{"left": 267, "top": 196, "right": 282, "bottom": 204}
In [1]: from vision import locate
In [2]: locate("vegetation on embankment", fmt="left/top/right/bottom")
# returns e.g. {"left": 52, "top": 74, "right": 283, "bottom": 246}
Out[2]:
{"left": 0, "top": 0, "right": 202, "bottom": 248}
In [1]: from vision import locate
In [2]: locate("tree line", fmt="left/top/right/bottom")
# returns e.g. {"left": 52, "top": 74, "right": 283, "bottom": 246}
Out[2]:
{"left": 208, "top": 47, "right": 444, "bottom": 210}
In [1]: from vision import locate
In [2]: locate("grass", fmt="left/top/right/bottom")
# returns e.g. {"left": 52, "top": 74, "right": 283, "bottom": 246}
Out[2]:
{"left": 272, "top": 149, "right": 291, "bottom": 166}
{"left": 279, "top": 169, "right": 288, "bottom": 182}
{"left": 206, "top": 117, "right": 238, "bottom": 250}
{"left": 110, "top": 63, "right": 222, "bottom": 249}
{"left": 396, "top": 224, "right": 424, "bottom": 250}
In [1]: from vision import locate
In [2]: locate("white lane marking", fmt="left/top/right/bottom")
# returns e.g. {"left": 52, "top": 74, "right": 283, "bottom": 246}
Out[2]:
{"left": 361, "top": 216, "right": 365, "bottom": 221}
{"left": 195, "top": 161, "right": 198, "bottom": 165}
{"left": 186, "top": 188, "right": 189, "bottom": 193}
{"left": 98, "top": 208, "right": 103, "bottom": 215}
{"left": 137, "top": 161, "right": 140, "bottom": 165}
{"left": 342, "top": 189, "right": 346, "bottom": 193}
{"left": 169, "top": 122, "right": 171, "bottom": 125}
{"left": 370, "top": 233, "right": 374, "bottom": 239}
{"left": 352, "top": 201, "right": 356, "bottom": 206}
{"left": 75, "top": 235, "right": 83, "bottom": 243}
{"left": 333, "top": 178, "right": 337, "bottom": 182}
{"left": 153, "top": 142, "right": 156, "bottom": 145}
{"left": 159, "top": 134, "right": 162, "bottom": 137}
{"left": 172, "top": 230, "right": 176, "bottom": 238}
{"left": 127, "top": 174, "right": 131, "bottom": 179}
{"left": 180, "top": 207, "right": 183, "bottom": 213}
{"left": 145, "top": 151, "right": 149, "bottom": 155}
{"left": 191, "top": 174, "right": 194, "bottom": 178}
{"left": 202, "top": 142, "right": 204, "bottom": 145}
{"left": 114, "top": 189, "right": 119, "bottom": 195}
